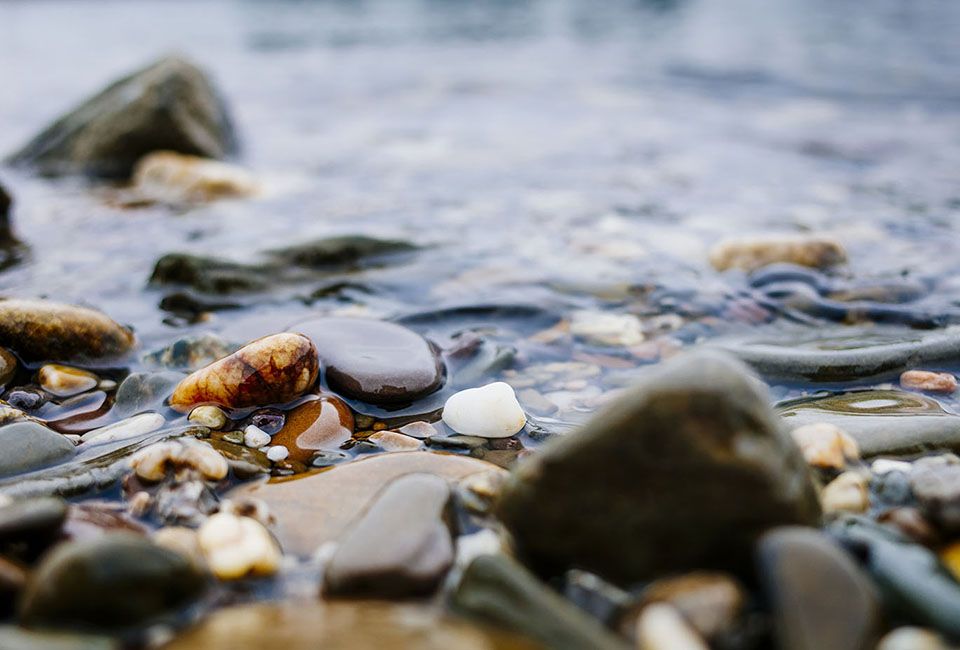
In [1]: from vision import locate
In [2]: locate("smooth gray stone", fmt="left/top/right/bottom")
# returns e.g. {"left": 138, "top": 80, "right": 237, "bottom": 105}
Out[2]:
{"left": 0, "top": 626, "right": 117, "bottom": 650}
{"left": 112, "top": 371, "right": 185, "bottom": 418}
{"left": 452, "top": 554, "right": 628, "bottom": 650}
{"left": 0, "top": 497, "right": 66, "bottom": 546}
{"left": 0, "top": 422, "right": 75, "bottom": 478}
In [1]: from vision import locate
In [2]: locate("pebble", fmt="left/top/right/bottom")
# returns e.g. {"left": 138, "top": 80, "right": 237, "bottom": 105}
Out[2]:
{"left": 790, "top": 422, "right": 859, "bottom": 470}
{"left": 877, "top": 507, "right": 938, "bottom": 546}
{"left": 442, "top": 382, "right": 526, "bottom": 438}
{"left": 169, "top": 333, "right": 319, "bottom": 413}
{"left": 0, "top": 348, "right": 16, "bottom": 388}
{"left": 79, "top": 413, "right": 166, "bottom": 444}
{"left": 131, "top": 150, "right": 257, "bottom": 203}
{"left": 243, "top": 425, "right": 271, "bottom": 449}
{"left": 872, "top": 458, "right": 913, "bottom": 475}
{"left": 110, "top": 371, "right": 184, "bottom": 418}
{"left": 188, "top": 405, "right": 227, "bottom": 430}
{"left": 289, "top": 317, "right": 445, "bottom": 404}
{"left": 900, "top": 370, "right": 958, "bottom": 394}
{"left": 876, "top": 627, "right": 949, "bottom": 650}
{"left": 205, "top": 439, "right": 271, "bottom": 478}
{"left": 569, "top": 310, "right": 644, "bottom": 346}
{"left": 323, "top": 473, "right": 453, "bottom": 597}
{"left": 265, "top": 445, "right": 288, "bottom": 462}
{"left": 197, "top": 512, "right": 281, "bottom": 580}
{"left": 0, "top": 422, "right": 75, "bottom": 478}
{"left": 821, "top": 471, "right": 870, "bottom": 514}
{"left": 398, "top": 421, "right": 437, "bottom": 439}
{"left": 632, "top": 572, "right": 744, "bottom": 643}
{"left": 911, "top": 464, "right": 960, "bottom": 533}
{"left": 37, "top": 365, "right": 99, "bottom": 398}
{"left": 496, "top": 351, "right": 820, "bottom": 584}
{"left": 153, "top": 526, "right": 205, "bottom": 568}
{"left": 129, "top": 439, "right": 228, "bottom": 482}
{"left": 708, "top": 234, "right": 847, "bottom": 272}
{"left": 0, "top": 299, "right": 135, "bottom": 363}
{"left": 0, "top": 497, "right": 67, "bottom": 551}
{"left": 269, "top": 395, "right": 353, "bottom": 463}
{"left": 368, "top": 430, "right": 423, "bottom": 451}
{"left": 144, "top": 332, "right": 236, "bottom": 371}
{"left": 635, "top": 603, "right": 709, "bottom": 650}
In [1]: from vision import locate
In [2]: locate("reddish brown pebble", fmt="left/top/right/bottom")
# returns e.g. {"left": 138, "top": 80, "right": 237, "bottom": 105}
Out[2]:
{"left": 269, "top": 395, "right": 354, "bottom": 463}
{"left": 900, "top": 370, "right": 958, "bottom": 394}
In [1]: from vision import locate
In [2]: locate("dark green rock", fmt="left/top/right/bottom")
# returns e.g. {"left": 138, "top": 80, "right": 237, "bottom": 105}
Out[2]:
{"left": 496, "top": 350, "right": 821, "bottom": 585}
{"left": 267, "top": 235, "right": 418, "bottom": 269}
{"left": 18, "top": 533, "right": 206, "bottom": 630}
{"left": 7, "top": 55, "right": 236, "bottom": 178}
{"left": 0, "top": 423, "right": 75, "bottom": 478}
{"left": 148, "top": 254, "right": 271, "bottom": 294}
{"left": 452, "top": 554, "right": 627, "bottom": 650}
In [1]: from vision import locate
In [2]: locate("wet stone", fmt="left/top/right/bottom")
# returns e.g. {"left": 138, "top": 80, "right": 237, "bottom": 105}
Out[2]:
{"left": 877, "top": 507, "right": 939, "bottom": 546}
{"left": 267, "top": 235, "right": 418, "bottom": 270}
{"left": 270, "top": 395, "right": 353, "bottom": 463}
{"left": 0, "top": 422, "right": 75, "bottom": 478}
{"left": 0, "top": 497, "right": 67, "bottom": 553}
{"left": 0, "top": 348, "right": 16, "bottom": 388}
{"left": 442, "top": 382, "right": 526, "bottom": 438}
{"left": 628, "top": 572, "right": 745, "bottom": 644}
{"left": 910, "top": 464, "right": 960, "bottom": 534}
{"left": 426, "top": 434, "right": 488, "bottom": 450}
{"left": 37, "top": 365, "right": 99, "bottom": 398}
{"left": 131, "top": 151, "right": 257, "bottom": 203}
{"left": 112, "top": 371, "right": 184, "bottom": 418}
{"left": 634, "top": 603, "right": 709, "bottom": 650}
{"left": 143, "top": 333, "right": 237, "bottom": 371}
{"left": 324, "top": 473, "right": 453, "bottom": 598}
{"left": 901, "top": 370, "right": 958, "bottom": 394}
{"left": 496, "top": 351, "right": 820, "bottom": 585}
{"left": 0, "top": 626, "right": 118, "bottom": 650}
{"left": 290, "top": 317, "right": 445, "bottom": 404}
{"left": 367, "top": 430, "right": 422, "bottom": 451}
{"left": 205, "top": 439, "right": 271, "bottom": 478}
{"left": 708, "top": 234, "right": 847, "bottom": 272}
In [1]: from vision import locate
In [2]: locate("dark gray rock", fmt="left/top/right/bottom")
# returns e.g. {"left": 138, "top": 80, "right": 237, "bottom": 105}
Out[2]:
{"left": 18, "top": 533, "right": 206, "bottom": 629}
{"left": 757, "top": 526, "right": 880, "bottom": 650}
{"left": 323, "top": 473, "right": 453, "bottom": 598}
{"left": 452, "top": 554, "right": 628, "bottom": 650}
{"left": 267, "top": 235, "right": 418, "bottom": 269}
{"left": 291, "top": 317, "right": 445, "bottom": 404}
{"left": 7, "top": 55, "right": 236, "bottom": 178}
{"left": 0, "top": 498, "right": 67, "bottom": 551}
{"left": 0, "top": 423, "right": 75, "bottom": 478}
{"left": 496, "top": 350, "right": 821, "bottom": 585}
{"left": 149, "top": 254, "right": 271, "bottom": 295}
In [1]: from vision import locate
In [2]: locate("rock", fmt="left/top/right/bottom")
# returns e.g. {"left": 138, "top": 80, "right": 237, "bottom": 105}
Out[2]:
{"left": 452, "top": 554, "right": 628, "bottom": 650}
{"left": 780, "top": 390, "right": 960, "bottom": 458}
{"left": 227, "top": 451, "right": 504, "bottom": 556}
{"left": 442, "top": 382, "right": 526, "bottom": 438}
{"left": 37, "top": 365, "right": 99, "bottom": 398}
{"left": 188, "top": 405, "right": 226, "bottom": 430}
{"left": 0, "top": 422, "right": 75, "bottom": 478}
{"left": 0, "top": 626, "right": 118, "bottom": 650}
{"left": 7, "top": 55, "right": 236, "bottom": 178}
{"left": 197, "top": 512, "right": 280, "bottom": 580}
{"left": 161, "top": 601, "right": 543, "bottom": 650}
{"left": 876, "top": 627, "right": 949, "bottom": 650}
{"left": 149, "top": 254, "right": 270, "bottom": 295}
{"left": 129, "top": 439, "right": 227, "bottom": 482}
{"left": 821, "top": 471, "right": 870, "bottom": 514}
{"left": 708, "top": 235, "right": 846, "bottom": 272}
{"left": 111, "top": 371, "right": 184, "bottom": 418}
{"left": 62, "top": 503, "right": 147, "bottom": 541}
{"left": 790, "top": 422, "right": 859, "bottom": 470}
{"left": 131, "top": 151, "right": 256, "bottom": 203}
{"left": 324, "top": 474, "right": 453, "bottom": 598}
{"left": 0, "top": 300, "right": 135, "bottom": 364}
{"left": 79, "top": 413, "right": 166, "bottom": 446}
{"left": 0, "top": 498, "right": 67, "bottom": 553}
{"left": 910, "top": 464, "right": 960, "bottom": 534}
{"left": 205, "top": 439, "right": 271, "bottom": 478}
{"left": 0, "top": 348, "right": 17, "bottom": 388}
{"left": 634, "top": 603, "right": 709, "bottom": 650}
{"left": 18, "top": 533, "right": 206, "bottom": 629}
{"left": 269, "top": 395, "right": 353, "bottom": 463}
{"left": 144, "top": 333, "right": 236, "bottom": 371}
{"left": 496, "top": 351, "right": 820, "bottom": 584}
{"left": 628, "top": 572, "right": 744, "bottom": 643}
{"left": 568, "top": 311, "right": 644, "bottom": 346}
{"left": 290, "top": 317, "right": 444, "bottom": 404}
{"left": 901, "top": 370, "right": 958, "bottom": 394}
{"left": 169, "top": 333, "right": 318, "bottom": 413}
{"left": 877, "top": 507, "right": 938, "bottom": 546}
{"left": 267, "top": 235, "right": 418, "bottom": 269}
{"left": 757, "top": 526, "right": 880, "bottom": 650}
{"left": 243, "top": 425, "right": 270, "bottom": 449}
{"left": 367, "top": 430, "right": 422, "bottom": 451}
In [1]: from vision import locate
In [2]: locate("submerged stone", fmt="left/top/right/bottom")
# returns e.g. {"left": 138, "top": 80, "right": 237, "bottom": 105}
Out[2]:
{"left": 7, "top": 54, "right": 236, "bottom": 178}
{"left": 267, "top": 235, "right": 418, "bottom": 269}
{"left": 709, "top": 234, "right": 847, "bottom": 272}
{"left": 131, "top": 151, "right": 257, "bottom": 203}
{"left": 37, "top": 365, "right": 99, "bottom": 398}
{"left": 270, "top": 395, "right": 353, "bottom": 463}
{"left": 0, "top": 422, "right": 75, "bottom": 478}
{"left": 143, "top": 333, "right": 237, "bottom": 371}
{"left": 496, "top": 351, "right": 820, "bottom": 585}
{"left": 149, "top": 254, "right": 271, "bottom": 295}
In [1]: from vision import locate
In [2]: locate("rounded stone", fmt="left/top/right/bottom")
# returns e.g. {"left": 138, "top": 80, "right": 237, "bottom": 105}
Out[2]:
{"left": 290, "top": 317, "right": 445, "bottom": 404}
{"left": 0, "top": 348, "right": 16, "bottom": 388}
{"left": 442, "top": 382, "right": 526, "bottom": 438}
{"left": 0, "top": 422, "right": 75, "bottom": 478}
{"left": 270, "top": 395, "right": 354, "bottom": 463}
{"left": 38, "top": 365, "right": 99, "bottom": 398}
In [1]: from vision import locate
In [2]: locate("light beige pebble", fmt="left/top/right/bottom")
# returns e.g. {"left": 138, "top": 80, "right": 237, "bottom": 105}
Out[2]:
{"left": 871, "top": 458, "right": 913, "bottom": 475}
{"left": 130, "top": 439, "right": 228, "bottom": 482}
{"left": 127, "top": 491, "right": 152, "bottom": 516}
{"left": 708, "top": 234, "right": 847, "bottom": 272}
{"left": 397, "top": 421, "right": 437, "bottom": 439}
{"left": 635, "top": 603, "right": 710, "bottom": 650}
{"left": 188, "top": 405, "right": 227, "bottom": 430}
{"left": 154, "top": 526, "right": 205, "bottom": 567}
{"left": 243, "top": 425, "right": 270, "bottom": 449}
{"left": 80, "top": 412, "right": 166, "bottom": 444}
{"left": 368, "top": 430, "right": 423, "bottom": 451}
{"left": 790, "top": 422, "right": 859, "bottom": 470}
{"left": 37, "top": 364, "right": 99, "bottom": 397}
{"left": 218, "top": 497, "right": 274, "bottom": 527}
{"left": 132, "top": 150, "right": 258, "bottom": 203}
{"left": 442, "top": 382, "right": 526, "bottom": 438}
{"left": 569, "top": 310, "right": 645, "bottom": 346}
{"left": 198, "top": 512, "right": 281, "bottom": 580}
{"left": 265, "top": 445, "right": 289, "bottom": 462}
{"left": 876, "top": 627, "right": 948, "bottom": 650}
{"left": 900, "top": 370, "right": 958, "bottom": 394}
{"left": 821, "top": 471, "right": 870, "bottom": 514}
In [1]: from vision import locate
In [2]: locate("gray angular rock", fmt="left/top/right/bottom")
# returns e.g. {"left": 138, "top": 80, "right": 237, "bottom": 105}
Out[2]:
{"left": 7, "top": 55, "right": 236, "bottom": 178}
{"left": 496, "top": 350, "right": 821, "bottom": 585}
{"left": 0, "top": 422, "right": 75, "bottom": 478}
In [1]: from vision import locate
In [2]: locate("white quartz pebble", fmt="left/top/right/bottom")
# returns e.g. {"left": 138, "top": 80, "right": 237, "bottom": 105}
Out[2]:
{"left": 442, "top": 382, "right": 526, "bottom": 438}
{"left": 266, "top": 445, "right": 289, "bottom": 462}
{"left": 244, "top": 425, "right": 270, "bottom": 449}
{"left": 871, "top": 458, "right": 913, "bottom": 475}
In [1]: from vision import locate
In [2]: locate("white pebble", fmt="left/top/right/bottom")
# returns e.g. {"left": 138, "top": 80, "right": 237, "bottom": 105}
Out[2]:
{"left": 243, "top": 425, "right": 271, "bottom": 449}
{"left": 266, "top": 445, "right": 289, "bottom": 462}
{"left": 636, "top": 603, "right": 710, "bottom": 650}
{"left": 197, "top": 512, "right": 281, "bottom": 580}
{"left": 188, "top": 405, "right": 227, "bottom": 430}
{"left": 569, "top": 310, "right": 644, "bottom": 346}
{"left": 871, "top": 458, "right": 913, "bottom": 475}
{"left": 442, "top": 382, "right": 527, "bottom": 438}
{"left": 80, "top": 413, "right": 166, "bottom": 444}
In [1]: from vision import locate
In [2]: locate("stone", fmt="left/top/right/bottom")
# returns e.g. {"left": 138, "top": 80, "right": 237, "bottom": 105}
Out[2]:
{"left": 568, "top": 311, "right": 644, "bottom": 346}
{"left": 877, "top": 508, "right": 938, "bottom": 546}
{"left": 708, "top": 235, "right": 846, "bottom": 272}
{"left": 149, "top": 253, "right": 271, "bottom": 295}
{"left": 169, "top": 333, "right": 318, "bottom": 413}
{"left": 290, "top": 317, "right": 444, "bottom": 404}
{"left": 227, "top": 451, "right": 504, "bottom": 556}
{"left": 243, "top": 425, "right": 270, "bottom": 449}
{"left": 0, "top": 497, "right": 67, "bottom": 552}
{"left": 131, "top": 151, "right": 257, "bottom": 203}
{"left": 452, "top": 554, "right": 628, "bottom": 650}
{"left": 901, "top": 370, "right": 958, "bottom": 394}
{"left": 19, "top": 533, "right": 206, "bottom": 629}
{"left": 876, "top": 627, "right": 949, "bottom": 650}
{"left": 789, "top": 422, "right": 859, "bottom": 470}
{"left": 268, "top": 235, "right": 418, "bottom": 269}
{"left": 265, "top": 446, "right": 288, "bottom": 462}
{"left": 757, "top": 526, "right": 880, "bottom": 650}
{"left": 162, "top": 601, "right": 543, "bottom": 650}
{"left": 37, "top": 365, "right": 99, "bottom": 398}
{"left": 0, "top": 627, "right": 117, "bottom": 650}
{"left": 144, "top": 333, "right": 236, "bottom": 371}
{"left": 367, "top": 430, "right": 423, "bottom": 451}
{"left": 205, "top": 439, "right": 271, "bottom": 478}
{"left": 129, "top": 439, "right": 228, "bottom": 482}
{"left": 188, "top": 405, "right": 227, "bottom": 430}
{"left": 79, "top": 413, "right": 166, "bottom": 445}
{"left": 910, "top": 464, "right": 960, "bottom": 534}
{"left": 821, "top": 471, "right": 870, "bottom": 514}
{"left": 0, "top": 422, "right": 75, "bottom": 478}
{"left": 7, "top": 54, "right": 236, "bottom": 178}
{"left": 634, "top": 603, "right": 709, "bottom": 650}
{"left": 496, "top": 351, "right": 820, "bottom": 584}
{"left": 269, "top": 395, "right": 353, "bottom": 463}
{"left": 111, "top": 371, "right": 184, "bottom": 418}
{"left": 442, "top": 382, "right": 526, "bottom": 438}
{"left": 629, "top": 572, "right": 744, "bottom": 643}
{"left": 0, "top": 348, "right": 17, "bottom": 389}
{"left": 0, "top": 300, "right": 135, "bottom": 364}
{"left": 197, "top": 512, "right": 281, "bottom": 580}
{"left": 324, "top": 473, "right": 453, "bottom": 598}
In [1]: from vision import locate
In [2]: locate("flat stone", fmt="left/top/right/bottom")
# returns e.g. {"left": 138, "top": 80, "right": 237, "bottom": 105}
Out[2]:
{"left": 496, "top": 351, "right": 820, "bottom": 585}
{"left": 228, "top": 451, "right": 504, "bottom": 556}
{"left": 0, "top": 422, "right": 75, "bottom": 478}
{"left": 757, "top": 526, "right": 880, "bottom": 650}
{"left": 324, "top": 473, "right": 453, "bottom": 598}
{"left": 290, "top": 317, "right": 445, "bottom": 404}
{"left": 161, "top": 601, "right": 543, "bottom": 650}
{"left": 270, "top": 395, "right": 353, "bottom": 463}
{"left": 7, "top": 54, "right": 236, "bottom": 178}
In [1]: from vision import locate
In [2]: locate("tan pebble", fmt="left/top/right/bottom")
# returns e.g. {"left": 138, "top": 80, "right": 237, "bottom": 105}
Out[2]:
{"left": 198, "top": 512, "right": 281, "bottom": 579}
{"left": 398, "top": 421, "right": 437, "bottom": 439}
{"left": 132, "top": 150, "right": 258, "bottom": 203}
{"left": 127, "top": 491, "right": 152, "bottom": 516}
{"left": 708, "top": 235, "right": 847, "bottom": 272}
{"left": 635, "top": 603, "right": 709, "bottom": 650}
{"left": 790, "top": 422, "right": 860, "bottom": 470}
{"left": 154, "top": 526, "right": 205, "bottom": 567}
{"left": 821, "top": 471, "right": 870, "bottom": 514}
{"left": 218, "top": 497, "right": 274, "bottom": 527}
{"left": 130, "top": 439, "right": 228, "bottom": 482}
{"left": 636, "top": 572, "right": 744, "bottom": 642}
{"left": 188, "top": 405, "right": 227, "bottom": 430}
{"left": 368, "top": 430, "right": 422, "bottom": 451}
{"left": 877, "top": 627, "right": 948, "bottom": 650}
{"left": 900, "top": 370, "right": 958, "bottom": 394}
{"left": 37, "top": 364, "right": 99, "bottom": 397}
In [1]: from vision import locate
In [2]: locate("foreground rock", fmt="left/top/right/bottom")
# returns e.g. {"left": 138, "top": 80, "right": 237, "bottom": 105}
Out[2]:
{"left": 228, "top": 451, "right": 503, "bottom": 555}
{"left": 0, "top": 300, "right": 135, "bottom": 364}
{"left": 131, "top": 151, "right": 257, "bottom": 203}
{"left": 0, "top": 626, "right": 117, "bottom": 650}
{"left": 442, "top": 382, "right": 526, "bottom": 438}
{"left": 291, "top": 317, "right": 445, "bottom": 404}
{"left": 708, "top": 234, "right": 846, "bottom": 272}
{"left": 0, "top": 422, "right": 75, "bottom": 478}
{"left": 19, "top": 533, "right": 206, "bottom": 629}
{"left": 7, "top": 55, "right": 236, "bottom": 178}
{"left": 324, "top": 474, "right": 453, "bottom": 598}
{"left": 496, "top": 351, "right": 820, "bottom": 584}
{"left": 169, "top": 333, "right": 318, "bottom": 413}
